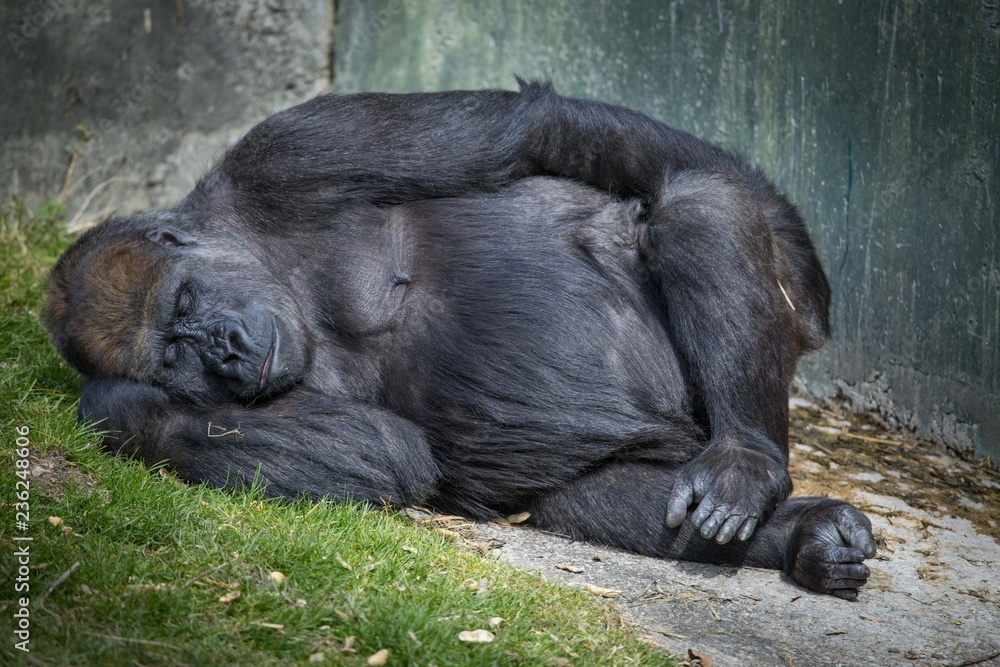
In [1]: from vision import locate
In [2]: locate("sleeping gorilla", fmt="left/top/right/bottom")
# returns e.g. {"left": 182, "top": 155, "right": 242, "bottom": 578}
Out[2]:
{"left": 44, "top": 82, "right": 876, "bottom": 599}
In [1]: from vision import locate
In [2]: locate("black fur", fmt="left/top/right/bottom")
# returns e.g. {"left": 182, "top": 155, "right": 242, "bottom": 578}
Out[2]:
{"left": 45, "top": 83, "right": 874, "bottom": 599}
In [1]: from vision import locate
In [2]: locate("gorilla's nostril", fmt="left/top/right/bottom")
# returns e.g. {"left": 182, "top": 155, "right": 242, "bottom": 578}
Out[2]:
{"left": 202, "top": 321, "right": 252, "bottom": 376}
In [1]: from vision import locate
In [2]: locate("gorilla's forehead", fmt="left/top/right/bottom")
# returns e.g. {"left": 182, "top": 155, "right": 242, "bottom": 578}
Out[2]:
{"left": 63, "top": 239, "right": 168, "bottom": 378}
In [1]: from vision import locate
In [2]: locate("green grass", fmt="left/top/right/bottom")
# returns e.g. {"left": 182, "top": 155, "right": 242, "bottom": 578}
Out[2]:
{"left": 0, "top": 199, "right": 673, "bottom": 666}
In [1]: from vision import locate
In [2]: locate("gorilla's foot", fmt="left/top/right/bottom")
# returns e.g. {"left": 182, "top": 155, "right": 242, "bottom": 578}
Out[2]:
{"left": 781, "top": 497, "right": 877, "bottom": 600}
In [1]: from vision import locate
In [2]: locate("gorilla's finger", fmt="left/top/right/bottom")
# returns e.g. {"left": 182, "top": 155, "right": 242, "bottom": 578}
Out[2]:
{"left": 831, "top": 588, "right": 859, "bottom": 601}
{"left": 829, "top": 564, "right": 871, "bottom": 582}
{"left": 736, "top": 517, "right": 758, "bottom": 541}
{"left": 838, "top": 516, "right": 877, "bottom": 558}
{"left": 689, "top": 495, "right": 720, "bottom": 530}
{"left": 695, "top": 504, "right": 729, "bottom": 539}
{"left": 666, "top": 483, "right": 694, "bottom": 528}
{"left": 714, "top": 514, "right": 747, "bottom": 544}
{"left": 823, "top": 546, "right": 869, "bottom": 565}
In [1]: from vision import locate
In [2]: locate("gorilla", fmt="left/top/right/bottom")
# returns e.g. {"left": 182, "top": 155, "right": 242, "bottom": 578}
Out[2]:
{"left": 44, "top": 82, "right": 876, "bottom": 599}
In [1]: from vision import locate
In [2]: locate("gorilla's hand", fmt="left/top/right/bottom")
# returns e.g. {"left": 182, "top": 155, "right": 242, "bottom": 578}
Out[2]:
{"left": 78, "top": 376, "right": 172, "bottom": 454}
{"left": 665, "top": 439, "right": 792, "bottom": 543}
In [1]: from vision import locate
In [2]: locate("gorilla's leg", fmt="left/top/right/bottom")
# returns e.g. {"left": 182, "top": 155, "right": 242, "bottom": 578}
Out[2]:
{"left": 79, "top": 376, "right": 439, "bottom": 506}
{"left": 528, "top": 463, "right": 876, "bottom": 600}
{"left": 639, "top": 170, "right": 811, "bottom": 543}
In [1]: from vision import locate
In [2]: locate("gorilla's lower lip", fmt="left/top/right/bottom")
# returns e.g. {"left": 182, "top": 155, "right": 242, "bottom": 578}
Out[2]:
{"left": 259, "top": 315, "right": 279, "bottom": 390}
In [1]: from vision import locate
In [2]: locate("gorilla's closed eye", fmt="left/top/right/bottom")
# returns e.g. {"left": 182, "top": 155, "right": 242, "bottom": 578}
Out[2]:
{"left": 147, "top": 228, "right": 194, "bottom": 248}
{"left": 176, "top": 285, "right": 195, "bottom": 319}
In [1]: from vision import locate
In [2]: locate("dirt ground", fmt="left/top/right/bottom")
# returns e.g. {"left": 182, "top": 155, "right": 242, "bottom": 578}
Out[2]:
{"left": 457, "top": 397, "right": 1000, "bottom": 667}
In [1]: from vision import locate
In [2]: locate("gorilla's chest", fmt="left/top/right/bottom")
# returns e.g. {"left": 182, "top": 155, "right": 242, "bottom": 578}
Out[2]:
{"left": 310, "top": 180, "right": 688, "bottom": 432}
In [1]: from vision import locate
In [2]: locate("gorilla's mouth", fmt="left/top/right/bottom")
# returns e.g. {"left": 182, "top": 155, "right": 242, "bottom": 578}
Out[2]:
{"left": 259, "top": 315, "right": 279, "bottom": 391}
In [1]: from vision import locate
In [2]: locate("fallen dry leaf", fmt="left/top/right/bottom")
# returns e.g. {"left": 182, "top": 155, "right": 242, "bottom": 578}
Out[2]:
{"left": 555, "top": 563, "right": 584, "bottom": 574}
{"left": 585, "top": 584, "right": 621, "bottom": 598}
{"left": 252, "top": 621, "right": 284, "bottom": 631}
{"left": 308, "top": 652, "right": 324, "bottom": 663}
{"left": 461, "top": 578, "right": 479, "bottom": 591}
{"left": 488, "top": 616, "right": 504, "bottom": 628}
{"left": 458, "top": 629, "right": 495, "bottom": 643}
{"left": 268, "top": 570, "right": 286, "bottom": 585}
{"left": 48, "top": 516, "right": 64, "bottom": 527}
{"left": 809, "top": 424, "right": 845, "bottom": 436}
{"left": 218, "top": 590, "right": 241, "bottom": 603}
{"left": 367, "top": 648, "right": 390, "bottom": 665}
{"left": 688, "top": 648, "right": 714, "bottom": 667}
{"left": 507, "top": 511, "right": 531, "bottom": 524}
{"left": 127, "top": 583, "right": 170, "bottom": 591}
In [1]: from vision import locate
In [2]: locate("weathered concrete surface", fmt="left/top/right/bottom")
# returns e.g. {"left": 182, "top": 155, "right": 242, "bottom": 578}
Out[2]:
{"left": 460, "top": 399, "right": 1000, "bottom": 667}
{"left": 480, "top": 514, "right": 999, "bottom": 667}
{"left": 333, "top": 0, "right": 1000, "bottom": 461}
{"left": 1, "top": 0, "right": 332, "bottom": 225}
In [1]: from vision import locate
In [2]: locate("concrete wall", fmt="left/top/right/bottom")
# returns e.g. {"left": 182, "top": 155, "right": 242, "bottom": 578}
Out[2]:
{"left": 3, "top": 0, "right": 997, "bottom": 460}
{"left": 1, "top": 0, "right": 332, "bottom": 228}
{"left": 334, "top": 0, "right": 999, "bottom": 459}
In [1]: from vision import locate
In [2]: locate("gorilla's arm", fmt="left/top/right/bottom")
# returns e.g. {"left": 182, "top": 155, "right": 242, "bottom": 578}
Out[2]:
{"left": 213, "top": 82, "right": 729, "bottom": 214}
{"left": 78, "top": 376, "right": 440, "bottom": 505}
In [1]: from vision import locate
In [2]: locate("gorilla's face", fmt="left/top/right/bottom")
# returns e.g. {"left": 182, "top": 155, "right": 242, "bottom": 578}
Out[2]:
{"left": 148, "top": 260, "right": 307, "bottom": 405}
{"left": 44, "top": 215, "right": 311, "bottom": 406}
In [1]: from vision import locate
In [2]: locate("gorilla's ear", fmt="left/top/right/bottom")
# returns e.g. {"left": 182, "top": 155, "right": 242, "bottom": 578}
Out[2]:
{"left": 146, "top": 228, "right": 195, "bottom": 247}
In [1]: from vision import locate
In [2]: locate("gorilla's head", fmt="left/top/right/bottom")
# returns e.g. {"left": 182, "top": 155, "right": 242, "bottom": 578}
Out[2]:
{"left": 44, "top": 212, "right": 310, "bottom": 406}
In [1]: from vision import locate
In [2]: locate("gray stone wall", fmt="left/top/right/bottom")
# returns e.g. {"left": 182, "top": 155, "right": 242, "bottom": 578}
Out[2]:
{"left": 1, "top": 0, "right": 332, "bottom": 228}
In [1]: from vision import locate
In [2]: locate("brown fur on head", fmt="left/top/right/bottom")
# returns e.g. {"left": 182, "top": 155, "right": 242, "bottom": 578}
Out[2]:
{"left": 44, "top": 233, "right": 167, "bottom": 380}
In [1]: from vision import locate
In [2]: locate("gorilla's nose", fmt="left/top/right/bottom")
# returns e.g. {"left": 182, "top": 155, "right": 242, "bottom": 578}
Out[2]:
{"left": 205, "top": 320, "right": 253, "bottom": 378}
